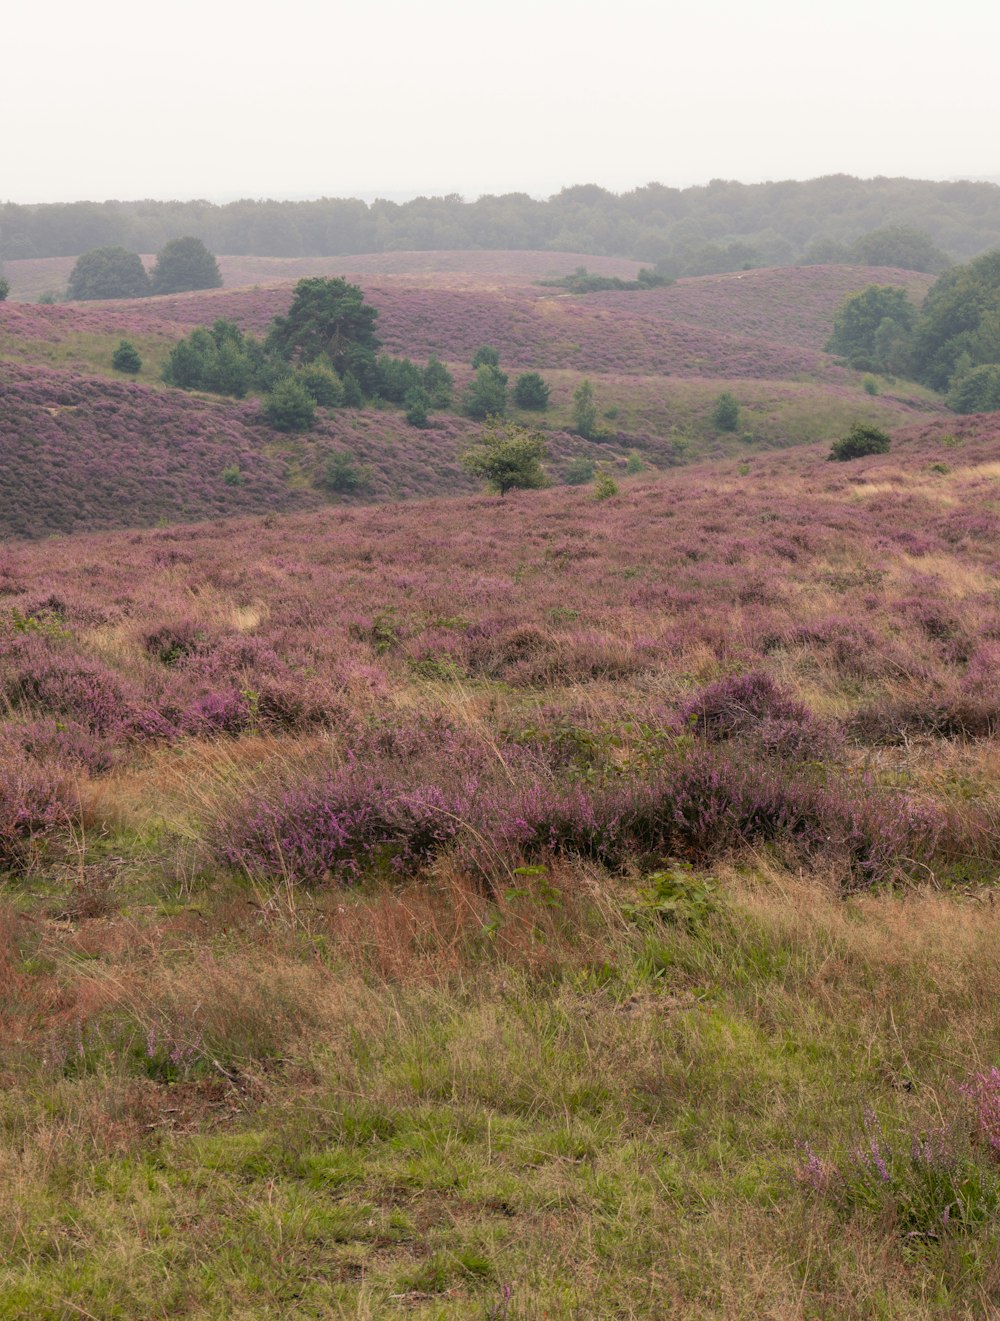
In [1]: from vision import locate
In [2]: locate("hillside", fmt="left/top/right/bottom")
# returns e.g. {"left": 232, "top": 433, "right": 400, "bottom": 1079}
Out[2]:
{"left": 0, "top": 254, "right": 949, "bottom": 537}
{"left": 0, "top": 424, "right": 998, "bottom": 1316}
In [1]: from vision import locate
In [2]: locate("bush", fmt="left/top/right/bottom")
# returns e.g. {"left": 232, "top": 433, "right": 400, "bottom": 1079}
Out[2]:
{"left": 513, "top": 372, "right": 550, "bottom": 410}
{"left": 296, "top": 362, "right": 344, "bottom": 407}
{"left": 828, "top": 424, "right": 891, "bottom": 461}
{"left": 711, "top": 391, "right": 740, "bottom": 432}
{"left": 471, "top": 345, "right": 500, "bottom": 369}
{"left": 0, "top": 278, "right": 9, "bottom": 302}
{"left": 404, "top": 389, "right": 430, "bottom": 428}
{"left": 378, "top": 355, "right": 424, "bottom": 404}
{"left": 111, "top": 340, "right": 142, "bottom": 374}
{"left": 422, "top": 356, "right": 454, "bottom": 408}
{"left": 564, "top": 456, "right": 596, "bottom": 485}
{"left": 462, "top": 364, "right": 508, "bottom": 418}
{"left": 261, "top": 378, "right": 315, "bottom": 432}
{"left": 593, "top": 471, "right": 619, "bottom": 499}
{"left": 571, "top": 379, "right": 599, "bottom": 438}
{"left": 322, "top": 450, "right": 373, "bottom": 495}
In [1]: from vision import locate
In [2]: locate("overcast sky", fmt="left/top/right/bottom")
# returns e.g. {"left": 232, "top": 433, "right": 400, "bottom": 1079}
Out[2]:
{"left": 4, "top": 0, "right": 998, "bottom": 204}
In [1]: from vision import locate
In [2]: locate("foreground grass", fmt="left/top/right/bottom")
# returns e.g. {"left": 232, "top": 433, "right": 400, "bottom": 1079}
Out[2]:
{"left": 2, "top": 845, "right": 998, "bottom": 1319}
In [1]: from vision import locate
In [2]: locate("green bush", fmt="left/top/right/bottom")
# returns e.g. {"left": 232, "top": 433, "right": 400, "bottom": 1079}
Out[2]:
{"left": 571, "top": 379, "right": 598, "bottom": 438}
{"left": 947, "top": 363, "right": 1000, "bottom": 414}
{"left": 422, "top": 356, "right": 454, "bottom": 408}
{"left": 0, "top": 277, "right": 9, "bottom": 302}
{"left": 461, "top": 419, "right": 548, "bottom": 495}
{"left": 828, "top": 424, "right": 891, "bottom": 461}
{"left": 471, "top": 345, "right": 500, "bottom": 370}
{"left": 296, "top": 362, "right": 344, "bottom": 407}
{"left": 322, "top": 450, "right": 373, "bottom": 494}
{"left": 404, "top": 389, "right": 430, "bottom": 428}
{"left": 564, "top": 456, "right": 596, "bottom": 486}
{"left": 711, "top": 391, "right": 740, "bottom": 432}
{"left": 462, "top": 364, "right": 508, "bottom": 418}
{"left": 261, "top": 377, "right": 316, "bottom": 432}
{"left": 111, "top": 340, "right": 142, "bottom": 374}
{"left": 513, "top": 372, "right": 550, "bottom": 410}
{"left": 593, "top": 470, "right": 619, "bottom": 500}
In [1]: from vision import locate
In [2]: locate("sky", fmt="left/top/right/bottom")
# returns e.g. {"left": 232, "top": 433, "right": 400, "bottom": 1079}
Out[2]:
{"left": 4, "top": 0, "right": 999, "bottom": 204}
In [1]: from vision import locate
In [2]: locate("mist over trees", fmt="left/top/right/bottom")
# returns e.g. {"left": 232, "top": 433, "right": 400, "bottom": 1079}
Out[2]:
{"left": 5, "top": 177, "right": 1000, "bottom": 277}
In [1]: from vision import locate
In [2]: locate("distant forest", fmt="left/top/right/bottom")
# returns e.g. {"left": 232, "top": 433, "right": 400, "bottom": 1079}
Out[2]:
{"left": 5, "top": 176, "right": 1000, "bottom": 275}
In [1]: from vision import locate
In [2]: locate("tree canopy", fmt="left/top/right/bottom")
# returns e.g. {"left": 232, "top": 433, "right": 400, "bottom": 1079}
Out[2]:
{"left": 909, "top": 249, "right": 1000, "bottom": 390}
{"left": 266, "top": 277, "right": 380, "bottom": 378}
{"left": 150, "top": 237, "right": 222, "bottom": 295}
{"left": 67, "top": 247, "right": 150, "bottom": 300}
{"left": 461, "top": 419, "right": 548, "bottom": 495}
{"left": 826, "top": 285, "right": 917, "bottom": 373}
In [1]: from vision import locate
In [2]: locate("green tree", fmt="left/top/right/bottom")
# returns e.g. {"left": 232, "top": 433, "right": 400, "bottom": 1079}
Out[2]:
{"left": 513, "top": 372, "right": 550, "bottom": 410}
{"left": 711, "top": 391, "right": 740, "bottom": 432}
{"left": 472, "top": 345, "right": 501, "bottom": 369}
{"left": 404, "top": 388, "right": 430, "bottom": 428}
{"left": 296, "top": 362, "right": 344, "bottom": 406}
{"left": 266, "top": 277, "right": 380, "bottom": 378}
{"left": 593, "top": 470, "right": 619, "bottom": 499}
{"left": 461, "top": 419, "right": 548, "bottom": 495}
{"left": 462, "top": 364, "right": 508, "bottom": 418}
{"left": 0, "top": 277, "right": 9, "bottom": 302}
{"left": 111, "top": 340, "right": 142, "bottom": 374}
{"left": 849, "top": 226, "right": 949, "bottom": 274}
{"left": 909, "top": 250, "right": 1000, "bottom": 389}
{"left": 422, "top": 356, "right": 454, "bottom": 408}
{"left": 946, "top": 363, "right": 1000, "bottom": 413}
{"left": 150, "top": 237, "right": 222, "bottom": 295}
{"left": 67, "top": 247, "right": 149, "bottom": 300}
{"left": 827, "top": 285, "right": 916, "bottom": 372}
{"left": 828, "top": 424, "right": 891, "bottom": 461}
{"left": 571, "top": 379, "right": 598, "bottom": 438}
{"left": 378, "top": 355, "right": 424, "bottom": 403}
{"left": 261, "top": 377, "right": 315, "bottom": 432}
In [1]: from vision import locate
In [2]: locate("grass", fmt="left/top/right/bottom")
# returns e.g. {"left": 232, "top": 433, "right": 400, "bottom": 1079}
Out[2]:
{"left": 1, "top": 847, "right": 997, "bottom": 1318}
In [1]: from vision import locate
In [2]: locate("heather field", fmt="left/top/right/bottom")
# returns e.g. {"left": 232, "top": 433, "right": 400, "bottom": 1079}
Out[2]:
{"left": 1, "top": 247, "right": 999, "bottom": 1317}
{"left": 0, "top": 413, "right": 999, "bottom": 1316}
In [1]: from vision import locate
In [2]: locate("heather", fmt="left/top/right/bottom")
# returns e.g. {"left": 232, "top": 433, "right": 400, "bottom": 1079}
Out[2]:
{"left": 1, "top": 253, "right": 999, "bottom": 1315}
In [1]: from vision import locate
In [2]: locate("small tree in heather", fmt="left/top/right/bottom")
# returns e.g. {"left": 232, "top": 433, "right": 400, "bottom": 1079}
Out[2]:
{"left": 111, "top": 340, "right": 142, "bottom": 374}
{"left": 712, "top": 391, "right": 740, "bottom": 432}
{"left": 513, "top": 372, "right": 550, "bottom": 410}
{"left": 422, "top": 356, "right": 454, "bottom": 407}
{"left": 0, "top": 278, "right": 9, "bottom": 302}
{"left": 462, "top": 364, "right": 508, "bottom": 418}
{"left": 571, "top": 379, "right": 598, "bottom": 438}
{"left": 828, "top": 423, "right": 891, "bottom": 461}
{"left": 262, "top": 377, "right": 315, "bottom": 432}
{"left": 472, "top": 345, "right": 501, "bottom": 369}
{"left": 461, "top": 419, "right": 548, "bottom": 495}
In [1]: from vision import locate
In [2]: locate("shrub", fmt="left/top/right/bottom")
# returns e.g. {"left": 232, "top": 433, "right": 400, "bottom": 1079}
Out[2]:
{"left": 711, "top": 391, "right": 740, "bottom": 432}
{"left": 564, "top": 456, "right": 595, "bottom": 485}
{"left": 422, "top": 356, "right": 454, "bottom": 408}
{"left": 0, "top": 277, "right": 9, "bottom": 302}
{"left": 111, "top": 340, "right": 142, "bottom": 374}
{"left": 322, "top": 450, "right": 373, "bottom": 495}
{"left": 0, "top": 753, "right": 70, "bottom": 873}
{"left": 261, "top": 377, "right": 315, "bottom": 432}
{"left": 513, "top": 372, "right": 550, "bottom": 410}
{"left": 862, "top": 375, "right": 879, "bottom": 395}
{"left": 471, "top": 345, "right": 500, "bottom": 369}
{"left": 404, "top": 388, "right": 430, "bottom": 428}
{"left": 462, "top": 364, "right": 508, "bottom": 418}
{"left": 593, "top": 471, "right": 619, "bottom": 500}
{"left": 828, "top": 424, "right": 891, "bottom": 461}
{"left": 571, "top": 379, "right": 598, "bottom": 438}
{"left": 296, "top": 362, "right": 344, "bottom": 407}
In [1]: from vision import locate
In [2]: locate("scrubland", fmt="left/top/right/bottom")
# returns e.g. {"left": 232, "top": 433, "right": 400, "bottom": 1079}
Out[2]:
{"left": 0, "top": 248, "right": 997, "bottom": 1317}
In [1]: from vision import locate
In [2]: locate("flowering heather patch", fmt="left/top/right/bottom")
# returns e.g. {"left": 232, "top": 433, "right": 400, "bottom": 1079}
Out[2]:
{"left": 599, "top": 264, "right": 935, "bottom": 352}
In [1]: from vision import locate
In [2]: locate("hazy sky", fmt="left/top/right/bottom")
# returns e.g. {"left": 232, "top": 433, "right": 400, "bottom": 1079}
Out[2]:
{"left": 5, "top": 0, "right": 998, "bottom": 204}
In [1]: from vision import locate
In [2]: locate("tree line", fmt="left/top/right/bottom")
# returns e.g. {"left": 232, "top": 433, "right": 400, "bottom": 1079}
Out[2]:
{"left": 827, "top": 248, "right": 1000, "bottom": 412}
{"left": 5, "top": 176, "right": 1000, "bottom": 274}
